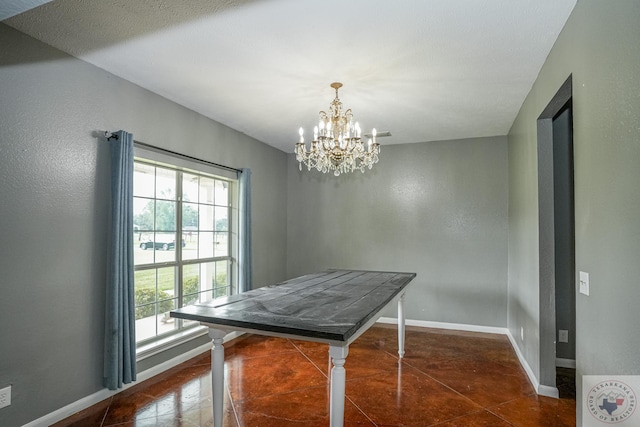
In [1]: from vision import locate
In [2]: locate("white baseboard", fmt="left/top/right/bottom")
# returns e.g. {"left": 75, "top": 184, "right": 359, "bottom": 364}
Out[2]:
{"left": 538, "top": 384, "right": 560, "bottom": 398}
{"left": 556, "top": 358, "right": 576, "bottom": 369}
{"left": 377, "top": 317, "right": 508, "bottom": 335}
{"left": 23, "top": 331, "right": 244, "bottom": 427}
{"left": 378, "top": 317, "right": 560, "bottom": 399}
{"left": 504, "top": 330, "right": 559, "bottom": 398}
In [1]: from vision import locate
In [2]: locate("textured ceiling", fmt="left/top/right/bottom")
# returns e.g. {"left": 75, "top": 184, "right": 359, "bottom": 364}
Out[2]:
{"left": 3, "top": 0, "right": 576, "bottom": 153}
{"left": 0, "top": 0, "right": 52, "bottom": 20}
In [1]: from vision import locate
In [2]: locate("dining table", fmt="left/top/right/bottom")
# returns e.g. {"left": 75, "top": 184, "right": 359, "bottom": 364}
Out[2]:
{"left": 170, "top": 269, "right": 417, "bottom": 427}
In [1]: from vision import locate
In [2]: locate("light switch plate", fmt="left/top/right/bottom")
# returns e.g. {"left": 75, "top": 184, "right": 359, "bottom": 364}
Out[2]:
{"left": 579, "top": 271, "right": 590, "bottom": 296}
{"left": 0, "top": 385, "right": 10, "bottom": 409}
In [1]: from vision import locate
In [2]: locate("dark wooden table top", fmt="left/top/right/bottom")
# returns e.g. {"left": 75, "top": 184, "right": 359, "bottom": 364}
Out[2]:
{"left": 170, "top": 269, "right": 416, "bottom": 342}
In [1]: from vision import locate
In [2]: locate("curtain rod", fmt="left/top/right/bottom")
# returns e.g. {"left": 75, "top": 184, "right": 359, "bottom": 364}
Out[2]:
{"left": 105, "top": 131, "right": 242, "bottom": 174}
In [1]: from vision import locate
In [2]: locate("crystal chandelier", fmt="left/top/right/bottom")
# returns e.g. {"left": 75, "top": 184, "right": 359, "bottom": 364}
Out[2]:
{"left": 295, "top": 82, "right": 380, "bottom": 176}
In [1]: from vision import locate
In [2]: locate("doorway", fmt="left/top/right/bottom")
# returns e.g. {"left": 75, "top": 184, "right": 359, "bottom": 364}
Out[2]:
{"left": 537, "top": 75, "right": 576, "bottom": 397}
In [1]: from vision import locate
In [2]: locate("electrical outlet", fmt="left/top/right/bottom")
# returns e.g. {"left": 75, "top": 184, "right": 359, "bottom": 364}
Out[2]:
{"left": 559, "top": 329, "right": 569, "bottom": 343}
{"left": 0, "top": 385, "right": 11, "bottom": 409}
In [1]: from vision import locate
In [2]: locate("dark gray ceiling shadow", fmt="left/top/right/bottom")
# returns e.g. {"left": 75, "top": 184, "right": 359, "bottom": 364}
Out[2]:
{"left": 1, "top": 0, "right": 266, "bottom": 66}
{"left": 0, "top": 23, "right": 69, "bottom": 66}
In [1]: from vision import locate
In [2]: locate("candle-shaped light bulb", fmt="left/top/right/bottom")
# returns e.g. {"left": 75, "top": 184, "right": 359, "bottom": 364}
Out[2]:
{"left": 372, "top": 128, "right": 377, "bottom": 144}
{"left": 355, "top": 122, "right": 361, "bottom": 138}
{"left": 368, "top": 138, "right": 372, "bottom": 151}
{"left": 299, "top": 127, "right": 304, "bottom": 144}
{"left": 313, "top": 126, "right": 318, "bottom": 140}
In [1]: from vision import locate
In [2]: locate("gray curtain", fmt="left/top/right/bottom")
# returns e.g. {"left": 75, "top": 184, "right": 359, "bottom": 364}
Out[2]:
{"left": 238, "top": 168, "right": 252, "bottom": 292}
{"left": 104, "top": 130, "right": 136, "bottom": 390}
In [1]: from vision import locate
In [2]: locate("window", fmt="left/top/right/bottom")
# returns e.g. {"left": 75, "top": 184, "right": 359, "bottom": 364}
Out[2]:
{"left": 133, "top": 156, "right": 237, "bottom": 355}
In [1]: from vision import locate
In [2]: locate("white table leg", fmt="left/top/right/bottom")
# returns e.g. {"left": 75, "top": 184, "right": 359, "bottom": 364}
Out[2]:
{"left": 398, "top": 293, "right": 406, "bottom": 358}
{"left": 208, "top": 328, "right": 227, "bottom": 427}
{"left": 329, "top": 345, "right": 349, "bottom": 427}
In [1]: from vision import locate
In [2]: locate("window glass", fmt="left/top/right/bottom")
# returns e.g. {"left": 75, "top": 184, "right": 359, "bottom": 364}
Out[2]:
{"left": 182, "top": 231, "right": 198, "bottom": 261}
{"left": 199, "top": 206, "right": 215, "bottom": 231}
{"left": 199, "top": 177, "right": 215, "bottom": 204}
{"left": 213, "top": 260, "right": 230, "bottom": 299}
{"left": 133, "top": 160, "right": 236, "bottom": 349}
{"left": 198, "top": 231, "right": 214, "bottom": 259}
{"left": 214, "top": 232, "right": 228, "bottom": 257}
{"left": 182, "top": 173, "right": 199, "bottom": 204}
{"left": 214, "top": 207, "right": 228, "bottom": 231}
{"left": 134, "top": 267, "right": 177, "bottom": 342}
{"left": 182, "top": 203, "right": 199, "bottom": 229}
{"left": 155, "top": 201, "right": 176, "bottom": 231}
{"left": 155, "top": 168, "right": 175, "bottom": 200}
{"left": 214, "top": 180, "right": 228, "bottom": 206}
{"left": 134, "top": 163, "right": 155, "bottom": 198}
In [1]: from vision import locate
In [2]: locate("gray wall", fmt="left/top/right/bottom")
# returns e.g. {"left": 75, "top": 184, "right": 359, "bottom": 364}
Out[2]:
{"left": 0, "top": 24, "right": 288, "bottom": 427}
{"left": 286, "top": 137, "right": 509, "bottom": 326}
{"left": 507, "top": 1, "right": 640, "bottom": 423}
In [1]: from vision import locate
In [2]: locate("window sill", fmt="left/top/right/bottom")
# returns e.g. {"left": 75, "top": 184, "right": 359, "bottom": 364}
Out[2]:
{"left": 136, "top": 325, "right": 208, "bottom": 361}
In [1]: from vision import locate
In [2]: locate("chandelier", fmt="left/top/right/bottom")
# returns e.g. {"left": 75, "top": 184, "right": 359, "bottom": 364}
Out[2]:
{"left": 295, "top": 82, "right": 380, "bottom": 176}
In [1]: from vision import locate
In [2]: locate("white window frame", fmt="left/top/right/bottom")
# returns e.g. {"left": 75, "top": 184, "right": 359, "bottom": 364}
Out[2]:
{"left": 133, "top": 146, "right": 239, "bottom": 360}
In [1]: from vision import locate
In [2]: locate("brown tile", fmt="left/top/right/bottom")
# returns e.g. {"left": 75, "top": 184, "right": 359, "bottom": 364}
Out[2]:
{"left": 101, "top": 376, "right": 230, "bottom": 426}
{"left": 298, "top": 346, "right": 333, "bottom": 377}
{"left": 352, "top": 325, "right": 400, "bottom": 351}
{"left": 53, "top": 326, "right": 576, "bottom": 427}
{"left": 226, "top": 351, "right": 327, "bottom": 401}
{"left": 224, "top": 334, "right": 298, "bottom": 360}
{"left": 135, "top": 364, "right": 212, "bottom": 401}
{"left": 490, "top": 394, "right": 576, "bottom": 427}
{"left": 404, "top": 329, "right": 516, "bottom": 365}
{"left": 181, "top": 351, "right": 211, "bottom": 367}
{"left": 407, "top": 354, "right": 535, "bottom": 407}
{"left": 345, "top": 364, "right": 482, "bottom": 426}
{"left": 99, "top": 387, "right": 160, "bottom": 425}
{"left": 235, "top": 385, "right": 374, "bottom": 426}
{"left": 103, "top": 413, "right": 191, "bottom": 426}
{"left": 401, "top": 336, "right": 472, "bottom": 365}
{"left": 175, "top": 398, "right": 239, "bottom": 427}
{"left": 289, "top": 338, "right": 327, "bottom": 353}
{"left": 50, "top": 397, "right": 111, "bottom": 427}
{"left": 301, "top": 344, "right": 401, "bottom": 379}
{"left": 431, "top": 409, "right": 515, "bottom": 426}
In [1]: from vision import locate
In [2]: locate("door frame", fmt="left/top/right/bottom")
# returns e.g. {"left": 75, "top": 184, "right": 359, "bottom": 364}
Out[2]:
{"left": 536, "top": 75, "right": 573, "bottom": 394}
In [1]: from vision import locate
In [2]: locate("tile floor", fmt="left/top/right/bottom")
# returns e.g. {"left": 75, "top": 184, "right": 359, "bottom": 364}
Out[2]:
{"left": 53, "top": 325, "right": 576, "bottom": 426}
